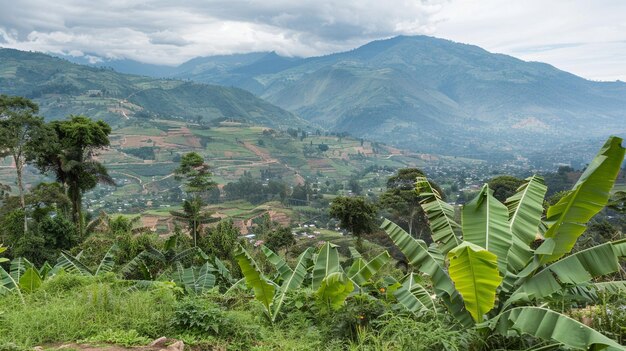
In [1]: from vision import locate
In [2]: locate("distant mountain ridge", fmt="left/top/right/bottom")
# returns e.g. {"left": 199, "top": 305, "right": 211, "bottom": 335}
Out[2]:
{"left": 67, "top": 35, "right": 626, "bottom": 156}
{"left": 0, "top": 48, "right": 308, "bottom": 130}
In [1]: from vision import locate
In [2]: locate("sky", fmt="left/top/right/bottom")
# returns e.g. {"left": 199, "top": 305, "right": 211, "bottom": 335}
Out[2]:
{"left": 0, "top": 0, "right": 624, "bottom": 81}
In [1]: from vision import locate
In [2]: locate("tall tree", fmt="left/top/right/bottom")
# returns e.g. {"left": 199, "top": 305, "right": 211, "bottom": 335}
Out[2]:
{"left": 172, "top": 152, "right": 216, "bottom": 246}
{"left": 379, "top": 168, "right": 443, "bottom": 239}
{"left": 174, "top": 152, "right": 215, "bottom": 195}
{"left": 0, "top": 95, "right": 46, "bottom": 233}
{"left": 33, "top": 115, "right": 113, "bottom": 237}
{"left": 329, "top": 196, "right": 377, "bottom": 249}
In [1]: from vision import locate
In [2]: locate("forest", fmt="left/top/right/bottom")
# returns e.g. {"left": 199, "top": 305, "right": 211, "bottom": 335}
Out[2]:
{"left": 1, "top": 94, "right": 626, "bottom": 350}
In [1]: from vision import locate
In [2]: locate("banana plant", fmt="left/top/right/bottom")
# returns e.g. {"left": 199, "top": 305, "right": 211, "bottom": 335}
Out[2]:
{"left": 172, "top": 261, "right": 216, "bottom": 295}
{"left": 120, "top": 235, "right": 201, "bottom": 279}
{"left": 56, "top": 244, "right": 118, "bottom": 277}
{"left": 381, "top": 136, "right": 626, "bottom": 350}
{"left": 0, "top": 257, "right": 56, "bottom": 302}
{"left": 235, "top": 244, "right": 313, "bottom": 322}
{"left": 237, "top": 242, "right": 392, "bottom": 322}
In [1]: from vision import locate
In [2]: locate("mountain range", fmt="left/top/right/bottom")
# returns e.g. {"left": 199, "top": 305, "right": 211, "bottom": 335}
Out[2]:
{"left": 0, "top": 48, "right": 307, "bottom": 130}
{"left": 80, "top": 36, "right": 626, "bottom": 155}
{"left": 4, "top": 35, "right": 626, "bottom": 157}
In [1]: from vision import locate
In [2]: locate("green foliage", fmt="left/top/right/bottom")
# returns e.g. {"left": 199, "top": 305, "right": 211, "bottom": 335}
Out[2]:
{"left": 382, "top": 136, "right": 626, "bottom": 350}
{"left": 461, "top": 184, "right": 512, "bottom": 273}
{"left": 0, "top": 95, "right": 46, "bottom": 233}
{"left": 234, "top": 244, "right": 275, "bottom": 319}
{"left": 415, "top": 176, "right": 460, "bottom": 254}
{"left": 174, "top": 152, "right": 215, "bottom": 194}
{"left": 487, "top": 175, "right": 525, "bottom": 203}
{"left": 312, "top": 242, "right": 341, "bottom": 290}
{"left": 316, "top": 272, "right": 354, "bottom": 310}
{"left": 0, "top": 278, "right": 177, "bottom": 346}
{"left": 33, "top": 115, "right": 113, "bottom": 236}
{"left": 200, "top": 219, "right": 240, "bottom": 262}
{"left": 447, "top": 242, "right": 502, "bottom": 323}
{"left": 18, "top": 267, "right": 42, "bottom": 293}
{"left": 380, "top": 168, "right": 440, "bottom": 240}
{"left": 351, "top": 313, "right": 478, "bottom": 351}
{"left": 0, "top": 244, "right": 8, "bottom": 263}
{"left": 327, "top": 294, "right": 388, "bottom": 341}
{"left": 540, "top": 136, "right": 625, "bottom": 262}
{"left": 171, "top": 296, "right": 228, "bottom": 335}
{"left": 329, "top": 196, "right": 377, "bottom": 247}
{"left": 264, "top": 226, "right": 296, "bottom": 253}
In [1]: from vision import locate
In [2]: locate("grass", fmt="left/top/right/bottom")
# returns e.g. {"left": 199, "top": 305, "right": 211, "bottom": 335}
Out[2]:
{"left": 0, "top": 274, "right": 176, "bottom": 346}
{"left": 0, "top": 273, "right": 481, "bottom": 350}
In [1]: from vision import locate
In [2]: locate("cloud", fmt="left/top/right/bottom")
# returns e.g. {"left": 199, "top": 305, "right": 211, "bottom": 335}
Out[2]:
{"left": 0, "top": 0, "right": 446, "bottom": 64}
{"left": 0, "top": 0, "right": 624, "bottom": 80}
{"left": 433, "top": 0, "right": 626, "bottom": 81}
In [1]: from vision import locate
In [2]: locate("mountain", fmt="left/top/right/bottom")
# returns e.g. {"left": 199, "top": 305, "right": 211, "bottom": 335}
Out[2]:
{"left": 0, "top": 48, "right": 308, "bottom": 130}
{"left": 90, "top": 35, "right": 626, "bottom": 156}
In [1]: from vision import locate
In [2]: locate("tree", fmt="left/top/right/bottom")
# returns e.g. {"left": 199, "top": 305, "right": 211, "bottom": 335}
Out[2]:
{"left": 487, "top": 175, "right": 525, "bottom": 202}
{"left": 0, "top": 95, "right": 46, "bottom": 233}
{"left": 379, "top": 168, "right": 442, "bottom": 239}
{"left": 33, "top": 115, "right": 113, "bottom": 237}
{"left": 200, "top": 219, "right": 240, "bottom": 262}
{"left": 381, "top": 136, "right": 626, "bottom": 350}
{"left": 172, "top": 152, "right": 216, "bottom": 246}
{"left": 348, "top": 178, "right": 362, "bottom": 195}
{"left": 174, "top": 152, "right": 215, "bottom": 195}
{"left": 265, "top": 226, "right": 296, "bottom": 253}
{"left": 329, "top": 196, "right": 377, "bottom": 249}
{"left": 171, "top": 197, "right": 218, "bottom": 247}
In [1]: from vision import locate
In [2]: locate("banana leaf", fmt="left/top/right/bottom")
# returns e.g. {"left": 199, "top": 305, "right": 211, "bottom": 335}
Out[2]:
{"left": 539, "top": 136, "right": 625, "bottom": 263}
{"left": 381, "top": 219, "right": 473, "bottom": 327}
{"left": 235, "top": 245, "right": 275, "bottom": 319}
{"left": 262, "top": 245, "right": 293, "bottom": 283}
{"left": 95, "top": 244, "right": 117, "bottom": 276}
{"left": 489, "top": 307, "right": 624, "bottom": 350}
{"left": 393, "top": 273, "right": 438, "bottom": 316}
{"left": 272, "top": 247, "right": 313, "bottom": 322}
{"left": 462, "top": 184, "right": 512, "bottom": 273}
{"left": 448, "top": 242, "right": 502, "bottom": 323}
{"left": 312, "top": 242, "right": 341, "bottom": 290}
{"left": 55, "top": 251, "right": 93, "bottom": 276}
{"left": 415, "top": 177, "right": 461, "bottom": 254}
{"left": 348, "top": 250, "right": 391, "bottom": 287}
{"left": 509, "top": 240, "right": 625, "bottom": 304}
{"left": 316, "top": 272, "right": 354, "bottom": 310}
{"left": 19, "top": 267, "right": 42, "bottom": 293}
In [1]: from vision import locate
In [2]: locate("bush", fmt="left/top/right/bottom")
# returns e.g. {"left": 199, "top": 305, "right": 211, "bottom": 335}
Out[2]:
{"left": 170, "top": 296, "right": 261, "bottom": 350}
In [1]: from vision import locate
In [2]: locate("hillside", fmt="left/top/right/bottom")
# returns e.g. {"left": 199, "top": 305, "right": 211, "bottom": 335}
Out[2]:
{"left": 91, "top": 36, "right": 626, "bottom": 156}
{"left": 76, "top": 119, "right": 482, "bottom": 217}
{"left": 0, "top": 48, "right": 307, "bottom": 129}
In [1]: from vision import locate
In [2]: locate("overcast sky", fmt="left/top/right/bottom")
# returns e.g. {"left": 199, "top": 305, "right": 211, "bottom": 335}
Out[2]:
{"left": 1, "top": 0, "right": 624, "bottom": 81}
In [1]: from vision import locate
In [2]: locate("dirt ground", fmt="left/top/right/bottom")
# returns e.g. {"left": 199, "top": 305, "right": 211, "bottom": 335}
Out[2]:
{"left": 40, "top": 338, "right": 187, "bottom": 351}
